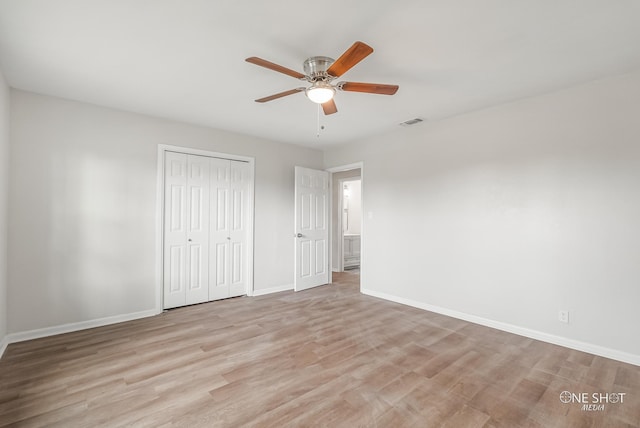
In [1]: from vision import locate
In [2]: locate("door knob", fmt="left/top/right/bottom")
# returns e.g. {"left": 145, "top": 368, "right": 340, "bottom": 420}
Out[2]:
{"left": 188, "top": 238, "right": 192, "bottom": 242}
{"left": 296, "top": 233, "right": 303, "bottom": 238}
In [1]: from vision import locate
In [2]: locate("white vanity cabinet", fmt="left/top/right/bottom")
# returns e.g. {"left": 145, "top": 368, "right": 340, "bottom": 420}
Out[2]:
{"left": 343, "top": 234, "right": 361, "bottom": 269}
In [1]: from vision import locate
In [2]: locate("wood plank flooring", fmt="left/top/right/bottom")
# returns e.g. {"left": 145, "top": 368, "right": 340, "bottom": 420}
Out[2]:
{"left": 1, "top": 271, "right": 638, "bottom": 427}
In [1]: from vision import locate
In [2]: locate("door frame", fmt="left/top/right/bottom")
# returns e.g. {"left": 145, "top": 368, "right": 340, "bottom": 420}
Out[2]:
{"left": 326, "top": 162, "right": 364, "bottom": 286}
{"left": 155, "top": 144, "right": 255, "bottom": 312}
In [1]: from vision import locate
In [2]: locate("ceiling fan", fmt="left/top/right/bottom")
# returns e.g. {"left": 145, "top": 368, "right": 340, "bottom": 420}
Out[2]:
{"left": 245, "top": 41, "right": 399, "bottom": 115}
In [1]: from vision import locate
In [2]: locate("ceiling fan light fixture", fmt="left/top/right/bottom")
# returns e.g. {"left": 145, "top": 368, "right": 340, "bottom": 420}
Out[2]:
{"left": 305, "top": 83, "right": 335, "bottom": 104}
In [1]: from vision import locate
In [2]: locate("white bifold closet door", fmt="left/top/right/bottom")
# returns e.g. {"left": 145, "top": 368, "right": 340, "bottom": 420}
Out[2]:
{"left": 163, "top": 152, "right": 249, "bottom": 309}
{"left": 209, "top": 157, "right": 250, "bottom": 301}
{"left": 163, "top": 152, "right": 210, "bottom": 308}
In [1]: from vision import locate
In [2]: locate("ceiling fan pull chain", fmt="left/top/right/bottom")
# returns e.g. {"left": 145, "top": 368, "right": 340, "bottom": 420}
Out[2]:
{"left": 317, "top": 103, "right": 321, "bottom": 138}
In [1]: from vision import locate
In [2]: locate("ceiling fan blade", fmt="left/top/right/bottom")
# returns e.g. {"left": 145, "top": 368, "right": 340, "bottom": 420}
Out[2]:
{"left": 322, "top": 99, "right": 338, "bottom": 115}
{"left": 338, "top": 81, "right": 399, "bottom": 95}
{"left": 326, "top": 41, "right": 374, "bottom": 77}
{"left": 246, "top": 57, "right": 306, "bottom": 79}
{"left": 255, "top": 88, "right": 305, "bottom": 103}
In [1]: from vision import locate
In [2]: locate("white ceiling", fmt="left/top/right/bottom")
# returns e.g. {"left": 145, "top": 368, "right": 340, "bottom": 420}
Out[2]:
{"left": 0, "top": 1, "right": 639, "bottom": 148}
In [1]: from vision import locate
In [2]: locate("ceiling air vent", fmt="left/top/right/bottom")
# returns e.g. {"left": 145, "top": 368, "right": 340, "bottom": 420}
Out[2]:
{"left": 399, "top": 118, "right": 424, "bottom": 127}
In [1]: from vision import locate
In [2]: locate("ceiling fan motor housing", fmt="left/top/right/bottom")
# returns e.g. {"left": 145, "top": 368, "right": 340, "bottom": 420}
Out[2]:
{"left": 303, "top": 56, "right": 335, "bottom": 81}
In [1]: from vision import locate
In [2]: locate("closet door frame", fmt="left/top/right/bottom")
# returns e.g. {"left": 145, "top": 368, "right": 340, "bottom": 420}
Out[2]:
{"left": 155, "top": 144, "right": 255, "bottom": 312}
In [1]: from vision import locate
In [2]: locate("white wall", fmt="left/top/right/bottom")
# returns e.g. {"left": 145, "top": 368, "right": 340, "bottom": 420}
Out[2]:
{"left": 0, "top": 69, "right": 9, "bottom": 347}
{"left": 324, "top": 71, "right": 640, "bottom": 363}
{"left": 8, "top": 90, "right": 322, "bottom": 334}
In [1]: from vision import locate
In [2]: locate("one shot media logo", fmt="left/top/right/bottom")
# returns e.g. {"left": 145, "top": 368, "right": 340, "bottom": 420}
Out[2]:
{"left": 560, "top": 391, "right": 627, "bottom": 412}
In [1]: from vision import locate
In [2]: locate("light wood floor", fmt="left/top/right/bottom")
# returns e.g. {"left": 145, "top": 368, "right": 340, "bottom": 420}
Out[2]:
{"left": 1, "top": 271, "right": 638, "bottom": 427}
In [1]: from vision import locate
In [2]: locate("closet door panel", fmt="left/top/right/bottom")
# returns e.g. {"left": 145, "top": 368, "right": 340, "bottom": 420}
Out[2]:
{"left": 228, "top": 161, "right": 250, "bottom": 297}
{"left": 184, "top": 155, "right": 210, "bottom": 305}
{"left": 164, "top": 153, "right": 211, "bottom": 308}
{"left": 163, "top": 152, "right": 188, "bottom": 309}
{"left": 209, "top": 158, "right": 231, "bottom": 299}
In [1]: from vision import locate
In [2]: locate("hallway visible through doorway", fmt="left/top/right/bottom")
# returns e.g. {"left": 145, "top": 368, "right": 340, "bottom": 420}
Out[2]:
{"left": 331, "top": 269, "right": 360, "bottom": 288}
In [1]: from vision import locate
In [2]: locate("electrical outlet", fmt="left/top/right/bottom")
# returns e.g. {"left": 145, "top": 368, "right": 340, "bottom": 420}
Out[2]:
{"left": 558, "top": 310, "right": 569, "bottom": 324}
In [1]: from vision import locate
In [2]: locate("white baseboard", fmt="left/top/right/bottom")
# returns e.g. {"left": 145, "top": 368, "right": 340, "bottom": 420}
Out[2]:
{"left": 1, "top": 308, "right": 159, "bottom": 358}
{"left": 1, "top": 284, "right": 299, "bottom": 358}
{"left": 361, "top": 288, "right": 640, "bottom": 367}
{"left": 251, "top": 284, "right": 293, "bottom": 297}
{"left": 6, "top": 289, "right": 636, "bottom": 367}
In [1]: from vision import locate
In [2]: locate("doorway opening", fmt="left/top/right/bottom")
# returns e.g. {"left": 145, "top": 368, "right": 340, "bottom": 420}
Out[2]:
{"left": 341, "top": 179, "right": 361, "bottom": 272}
{"left": 328, "top": 163, "right": 363, "bottom": 290}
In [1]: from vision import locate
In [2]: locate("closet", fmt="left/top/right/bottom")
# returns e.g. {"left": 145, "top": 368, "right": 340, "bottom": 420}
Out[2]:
{"left": 163, "top": 151, "right": 250, "bottom": 309}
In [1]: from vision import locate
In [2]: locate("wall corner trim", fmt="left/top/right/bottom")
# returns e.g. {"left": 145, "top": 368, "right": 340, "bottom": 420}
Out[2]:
{"left": 361, "top": 288, "right": 640, "bottom": 367}
{"left": 0, "top": 336, "right": 8, "bottom": 359}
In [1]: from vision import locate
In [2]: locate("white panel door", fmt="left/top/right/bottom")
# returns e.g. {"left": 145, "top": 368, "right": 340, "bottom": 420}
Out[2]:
{"left": 185, "top": 155, "right": 210, "bottom": 305}
{"left": 163, "top": 153, "right": 210, "bottom": 308}
{"left": 228, "top": 161, "right": 250, "bottom": 297}
{"left": 294, "top": 166, "right": 329, "bottom": 291}
{"left": 163, "top": 152, "right": 188, "bottom": 308}
{"left": 209, "top": 158, "right": 250, "bottom": 300}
